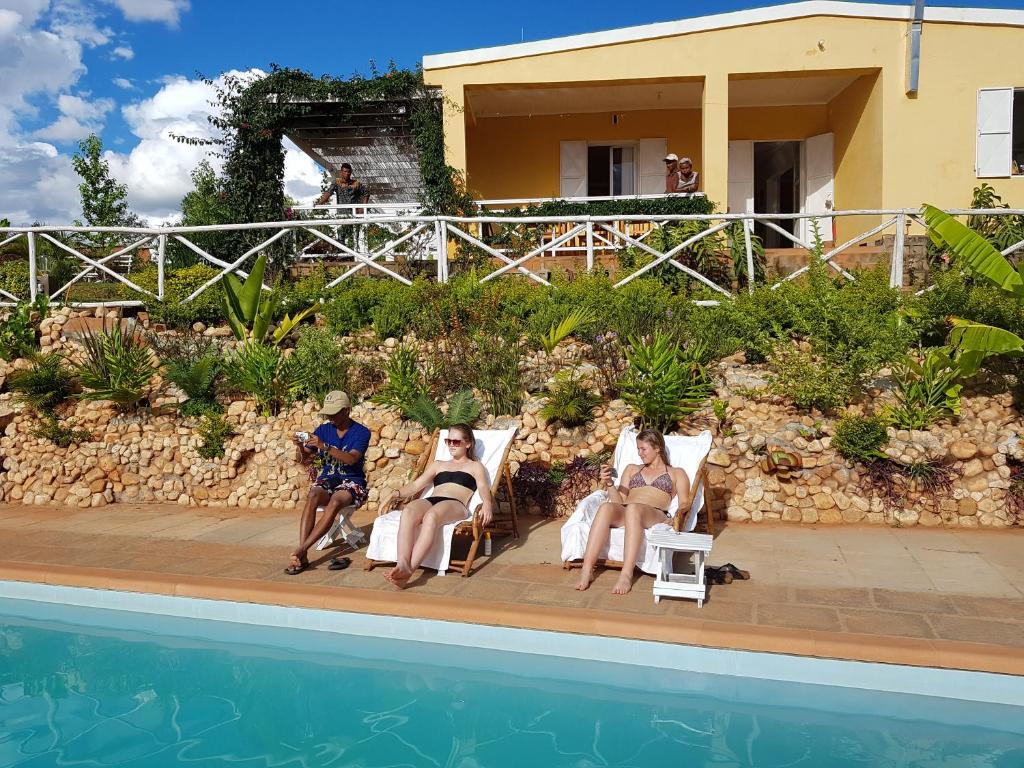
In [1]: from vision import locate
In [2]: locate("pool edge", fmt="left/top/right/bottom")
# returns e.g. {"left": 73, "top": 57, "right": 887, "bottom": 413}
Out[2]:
{"left": 1, "top": 560, "right": 1022, "bottom": 682}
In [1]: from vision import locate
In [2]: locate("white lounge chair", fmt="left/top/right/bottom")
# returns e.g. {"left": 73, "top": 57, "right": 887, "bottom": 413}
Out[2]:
{"left": 365, "top": 427, "right": 518, "bottom": 577}
{"left": 560, "top": 427, "right": 714, "bottom": 575}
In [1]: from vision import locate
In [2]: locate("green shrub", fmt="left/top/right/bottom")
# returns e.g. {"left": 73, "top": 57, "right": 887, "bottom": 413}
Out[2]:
{"left": 619, "top": 332, "right": 714, "bottom": 432}
{"left": 128, "top": 263, "right": 224, "bottom": 329}
{"left": 164, "top": 353, "right": 221, "bottom": 416}
{"left": 323, "top": 278, "right": 396, "bottom": 336}
{"left": 0, "top": 260, "right": 31, "bottom": 300}
{"left": 537, "top": 306, "right": 594, "bottom": 355}
{"left": 473, "top": 334, "right": 526, "bottom": 416}
{"left": 8, "top": 353, "right": 76, "bottom": 411}
{"left": 196, "top": 413, "right": 235, "bottom": 459}
{"left": 293, "top": 326, "right": 350, "bottom": 402}
{"left": 75, "top": 324, "right": 156, "bottom": 410}
{"left": 371, "top": 286, "right": 414, "bottom": 340}
{"left": 886, "top": 348, "right": 963, "bottom": 430}
{"left": 31, "top": 412, "right": 92, "bottom": 448}
{"left": 539, "top": 372, "right": 602, "bottom": 428}
{"left": 224, "top": 342, "right": 306, "bottom": 416}
{"left": 0, "top": 297, "right": 47, "bottom": 361}
{"left": 370, "top": 345, "right": 425, "bottom": 415}
{"left": 833, "top": 414, "right": 889, "bottom": 464}
{"left": 769, "top": 344, "right": 859, "bottom": 413}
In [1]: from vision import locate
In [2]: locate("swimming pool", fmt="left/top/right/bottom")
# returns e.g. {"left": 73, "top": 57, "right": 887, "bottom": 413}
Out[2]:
{"left": 1, "top": 586, "right": 1022, "bottom": 767}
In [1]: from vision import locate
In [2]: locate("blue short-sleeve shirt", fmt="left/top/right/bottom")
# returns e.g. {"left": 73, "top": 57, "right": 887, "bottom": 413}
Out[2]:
{"left": 313, "top": 421, "right": 371, "bottom": 486}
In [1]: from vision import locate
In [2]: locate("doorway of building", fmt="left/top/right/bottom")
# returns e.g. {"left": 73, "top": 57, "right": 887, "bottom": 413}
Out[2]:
{"left": 753, "top": 141, "right": 801, "bottom": 249}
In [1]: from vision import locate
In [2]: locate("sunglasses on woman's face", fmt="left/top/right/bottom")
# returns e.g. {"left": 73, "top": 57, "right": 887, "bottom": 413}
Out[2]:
{"left": 444, "top": 438, "right": 465, "bottom": 447}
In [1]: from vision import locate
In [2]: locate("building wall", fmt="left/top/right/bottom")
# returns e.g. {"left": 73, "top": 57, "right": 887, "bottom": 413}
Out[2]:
{"left": 728, "top": 105, "right": 830, "bottom": 141}
{"left": 466, "top": 109, "right": 701, "bottom": 200}
{"left": 427, "top": 14, "right": 1024, "bottom": 213}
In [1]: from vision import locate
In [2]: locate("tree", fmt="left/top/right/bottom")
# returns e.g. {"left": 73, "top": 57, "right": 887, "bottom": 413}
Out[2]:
{"left": 167, "top": 160, "right": 233, "bottom": 268}
{"left": 72, "top": 134, "right": 141, "bottom": 249}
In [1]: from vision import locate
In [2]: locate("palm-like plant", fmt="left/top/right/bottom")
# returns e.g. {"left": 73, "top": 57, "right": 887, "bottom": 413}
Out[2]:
{"left": 538, "top": 306, "right": 595, "bottom": 355}
{"left": 921, "top": 204, "right": 1024, "bottom": 373}
{"left": 224, "top": 341, "right": 306, "bottom": 416}
{"left": 8, "top": 352, "right": 76, "bottom": 412}
{"left": 221, "top": 253, "right": 317, "bottom": 346}
{"left": 75, "top": 324, "right": 156, "bottom": 410}
{"left": 405, "top": 388, "right": 481, "bottom": 432}
{"left": 164, "top": 354, "right": 221, "bottom": 416}
{"left": 371, "top": 346, "right": 426, "bottom": 416}
{"left": 618, "top": 332, "right": 713, "bottom": 432}
{"left": 886, "top": 347, "right": 964, "bottom": 430}
{"left": 539, "top": 371, "right": 601, "bottom": 427}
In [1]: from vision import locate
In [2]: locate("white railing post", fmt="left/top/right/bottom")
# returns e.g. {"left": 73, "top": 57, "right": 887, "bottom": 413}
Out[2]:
{"left": 585, "top": 219, "right": 594, "bottom": 271}
{"left": 742, "top": 218, "right": 755, "bottom": 294}
{"left": 27, "top": 232, "right": 37, "bottom": 301}
{"left": 435, "top": 219, "right": 449, "bottom": 283}
{"left": 156, "top": 234, "right": 166, "bottom": 300}
{"left": 890, "top": 213, "right": 906, "bottom": 288}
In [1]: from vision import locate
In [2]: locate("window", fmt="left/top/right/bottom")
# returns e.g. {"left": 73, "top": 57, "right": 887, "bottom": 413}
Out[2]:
{"left": 976, "top": 88, "right": 1024, "bottom": 177}
{"left": 586, "top": 145, "right": 635, "bottom": 196}
{"left": 1014, "top": 90, "right": 1024, "bottom": 176}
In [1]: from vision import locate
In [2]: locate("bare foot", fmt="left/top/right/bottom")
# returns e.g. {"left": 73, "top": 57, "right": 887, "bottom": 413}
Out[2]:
{"left": 612, "top": 575, "right": 633, "bottom": 595}
{"left": 385, "top": 565, "right": 412, "bottom": 589}
{"left": 575, "top": 569, "right": 595, "bottom": 591}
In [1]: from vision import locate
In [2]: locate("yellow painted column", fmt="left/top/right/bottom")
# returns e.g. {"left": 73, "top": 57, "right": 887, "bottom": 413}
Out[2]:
{"left": 442, "top": 85, "right": 468, "bottom": 178}
{"left": 701, "top": 72, "right": 729, "bottom": 211}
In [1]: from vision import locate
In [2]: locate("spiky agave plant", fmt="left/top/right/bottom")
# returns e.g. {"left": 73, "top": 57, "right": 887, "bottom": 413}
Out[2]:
{"left": 75, "top": 324, "right": 156, "bottom": 411}
{"left": 164, "top": 353, "right": 222, "bottom": 416}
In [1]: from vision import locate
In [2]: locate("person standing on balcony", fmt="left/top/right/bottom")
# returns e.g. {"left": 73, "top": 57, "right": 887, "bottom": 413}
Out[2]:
{"left": 315, "top": 163, "right": 369, "bottom": 207}
{"left": 664, "top": 153, "right": 681, "bottom": 193}
{"left": 676, "top": 157, "right": 700, "bottom": 194}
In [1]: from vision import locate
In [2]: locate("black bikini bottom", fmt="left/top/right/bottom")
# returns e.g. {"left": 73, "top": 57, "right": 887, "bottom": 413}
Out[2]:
{"left": 426, "top": 496, "right": 465, "bottom": 506}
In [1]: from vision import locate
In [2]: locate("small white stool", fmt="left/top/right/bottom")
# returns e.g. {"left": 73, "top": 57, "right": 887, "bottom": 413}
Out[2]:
{"left": 315, "top": 505, "right": 365, "bottom": 551}
{"left": 648, "top": 531, "right": 714, "bottom": 606}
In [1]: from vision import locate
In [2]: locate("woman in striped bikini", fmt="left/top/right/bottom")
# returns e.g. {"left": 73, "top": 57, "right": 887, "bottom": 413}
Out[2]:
{"left": 575, "top": 429, "right": 690, "bottom": 595}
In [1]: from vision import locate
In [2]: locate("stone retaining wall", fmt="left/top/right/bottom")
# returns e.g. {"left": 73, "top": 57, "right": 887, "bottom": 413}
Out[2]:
{"left": 0, "top": 308, "right": 1020, "bottom": 527}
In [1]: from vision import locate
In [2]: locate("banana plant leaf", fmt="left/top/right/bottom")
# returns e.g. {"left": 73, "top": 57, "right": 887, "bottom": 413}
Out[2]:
{"left": 271, "top": 303, "right": 318, "bottom": 345}
{"left": 922, "top": 204, "right": 1024, "bottom": 297}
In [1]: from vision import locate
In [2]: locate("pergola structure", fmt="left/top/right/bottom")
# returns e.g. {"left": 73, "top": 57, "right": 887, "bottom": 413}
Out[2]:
{"left": 281, "top": 96, "right": 431, "bottom": 203}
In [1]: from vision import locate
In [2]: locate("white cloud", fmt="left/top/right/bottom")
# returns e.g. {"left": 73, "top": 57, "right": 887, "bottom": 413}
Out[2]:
{"left": 111, "top": 44, "right": 133, "bottom": 60}
{"left": 50, "top": 0, "right": 114, "bottom": 47}
{"left": 112, "top": 77, "right": 135, "bottom": 90}
{"left": 0, "top": 9, "right": 23, "bottom": 36}
{"left": 33, "top": 93, "right": 115, "bottom": 140}
{"left": 106, "top": 0, "right": 190, "bottom": 26}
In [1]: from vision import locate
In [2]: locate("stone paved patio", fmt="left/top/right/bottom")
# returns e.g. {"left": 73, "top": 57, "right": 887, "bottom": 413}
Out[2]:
{"left": 1, "top": 503, "right": 1022, "bottom": 674}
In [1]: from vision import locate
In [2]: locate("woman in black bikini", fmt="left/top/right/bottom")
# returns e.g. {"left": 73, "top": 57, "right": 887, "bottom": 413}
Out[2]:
{"left": 576, "top": 429, "right": 690, "bottom": 595}
{"left": 382, "top": 424, "right": 495, "bottom": 589}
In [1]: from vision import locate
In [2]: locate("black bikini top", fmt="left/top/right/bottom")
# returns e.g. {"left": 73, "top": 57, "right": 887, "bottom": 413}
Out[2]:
{"left": 434, "top": 470, "right": 477, "bottom": 492}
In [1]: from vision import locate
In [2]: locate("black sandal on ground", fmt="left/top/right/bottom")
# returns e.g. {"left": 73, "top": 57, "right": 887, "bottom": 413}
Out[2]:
{"left": 706, "top": 565, "right": 732, "bottom": 585}
{"left": 284, "top": 560, "right": 308, "bottom": 576}
{"left": 721, "top": 563, "right": 751, "bottom": 580}
{"left": 328, "top": 556, "right": 352, "bottom": 571}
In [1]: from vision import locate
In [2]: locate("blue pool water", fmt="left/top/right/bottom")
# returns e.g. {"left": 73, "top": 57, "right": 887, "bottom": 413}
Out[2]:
{"left": 1, "top": 598, "right": 1023, "bottom": 768}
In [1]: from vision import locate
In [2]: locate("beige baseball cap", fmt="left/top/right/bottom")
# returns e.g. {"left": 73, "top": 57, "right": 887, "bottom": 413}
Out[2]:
{"left": 319, "top": 391, "right": 351, "bottom": 416}
{"left": 664, "top": 153, "right": 679, "bottom": 162}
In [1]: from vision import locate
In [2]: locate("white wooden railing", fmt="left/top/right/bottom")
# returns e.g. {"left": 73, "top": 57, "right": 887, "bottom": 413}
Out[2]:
{"left": 1, "top": 207, "right": 1022, "bottom": 308}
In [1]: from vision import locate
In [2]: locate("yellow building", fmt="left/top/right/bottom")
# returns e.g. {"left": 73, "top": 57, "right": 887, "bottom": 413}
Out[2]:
{"left": 423, "top": 1, "right": 1024, "bottom": 244}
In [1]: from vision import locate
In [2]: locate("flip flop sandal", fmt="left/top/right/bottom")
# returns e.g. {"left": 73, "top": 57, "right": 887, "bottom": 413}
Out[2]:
{"left": 284, "top": 561, "right": 308, "bottom": 576}
{"left": 328, "top": 556, "right": 352, "bottom": 571}
{"left": 722, "top": 563, "right": 751, "bottom": 580}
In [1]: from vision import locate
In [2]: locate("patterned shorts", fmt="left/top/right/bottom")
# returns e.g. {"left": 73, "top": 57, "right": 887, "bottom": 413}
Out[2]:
{"left": 313, "top": 476, "right": 368, "bottom": 508}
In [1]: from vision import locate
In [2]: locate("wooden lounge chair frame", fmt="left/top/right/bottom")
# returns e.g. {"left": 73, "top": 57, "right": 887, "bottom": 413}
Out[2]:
{"left": 562, "top": 453, "right": 713, "bottom": 571}
{"left": 364, "top": 428, "right": 519, "bottom": 577}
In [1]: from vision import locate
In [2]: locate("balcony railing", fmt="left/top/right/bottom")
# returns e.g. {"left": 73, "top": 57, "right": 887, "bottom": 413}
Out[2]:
{"left": 1, "top": 207, "right": 1022, "bottom": 308}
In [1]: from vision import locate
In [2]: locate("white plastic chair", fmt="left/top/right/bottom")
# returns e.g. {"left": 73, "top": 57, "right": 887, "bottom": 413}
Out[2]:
{"left": 560, "top": 427, "right": 714, "bottom": 575}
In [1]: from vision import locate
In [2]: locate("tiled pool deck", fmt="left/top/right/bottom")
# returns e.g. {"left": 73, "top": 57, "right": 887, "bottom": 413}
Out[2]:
{"left": 1, "top": 503, "right": 1022, "bottom": 676}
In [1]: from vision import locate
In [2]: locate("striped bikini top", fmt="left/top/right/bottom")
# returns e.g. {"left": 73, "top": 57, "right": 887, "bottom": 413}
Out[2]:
{"left": 628, "top": 468, "right": 674, "bottom": 494}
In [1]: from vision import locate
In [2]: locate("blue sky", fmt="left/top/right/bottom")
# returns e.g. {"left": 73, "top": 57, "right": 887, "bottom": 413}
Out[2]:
{"left": 3, "top": 0, "right": 1024, "bottom": 223}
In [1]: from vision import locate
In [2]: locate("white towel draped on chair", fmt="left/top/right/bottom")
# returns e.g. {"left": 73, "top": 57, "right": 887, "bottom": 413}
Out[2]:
{"left": 560, "top": 427, "right": 713, "bottom": 574}
{"left": 366, "top": 427, "right": 516, "bottom": 573}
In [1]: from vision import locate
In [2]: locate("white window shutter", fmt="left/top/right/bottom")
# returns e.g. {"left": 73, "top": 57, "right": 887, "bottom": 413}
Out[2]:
{"left": 803, "top": 132, "right": 835, "bottom": 243}
{"left": 559, "top": 141, "right": 587, "bottom": 198}
{"left": 727, "top": 140, "right": 754, "bottom": 214}
{"left": 977, "top": 88, "right": 1013, "bottom": 178}
{"left": 638, "top": 138, "right": 668, "bottom": 195}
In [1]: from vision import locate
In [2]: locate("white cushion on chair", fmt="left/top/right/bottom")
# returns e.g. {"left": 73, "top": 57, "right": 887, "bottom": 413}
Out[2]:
{"left": 560, "top": 427, "right": 713, "bottom": 574}
{"left": 366, "top": 427, "right": 516, "bottom": 572}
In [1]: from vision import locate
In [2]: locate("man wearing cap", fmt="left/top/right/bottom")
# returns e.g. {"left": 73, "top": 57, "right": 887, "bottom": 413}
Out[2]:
{"left": 286, "top": 391, "right": 372, "bottom": 575}
{"left": 664, "top": 154, "right": 682, "bottom": 194}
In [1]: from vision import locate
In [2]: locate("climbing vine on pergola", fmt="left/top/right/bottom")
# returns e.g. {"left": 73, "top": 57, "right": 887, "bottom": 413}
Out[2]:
{"left": 179, "top": 64, "right": 474, "bottom": 227}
